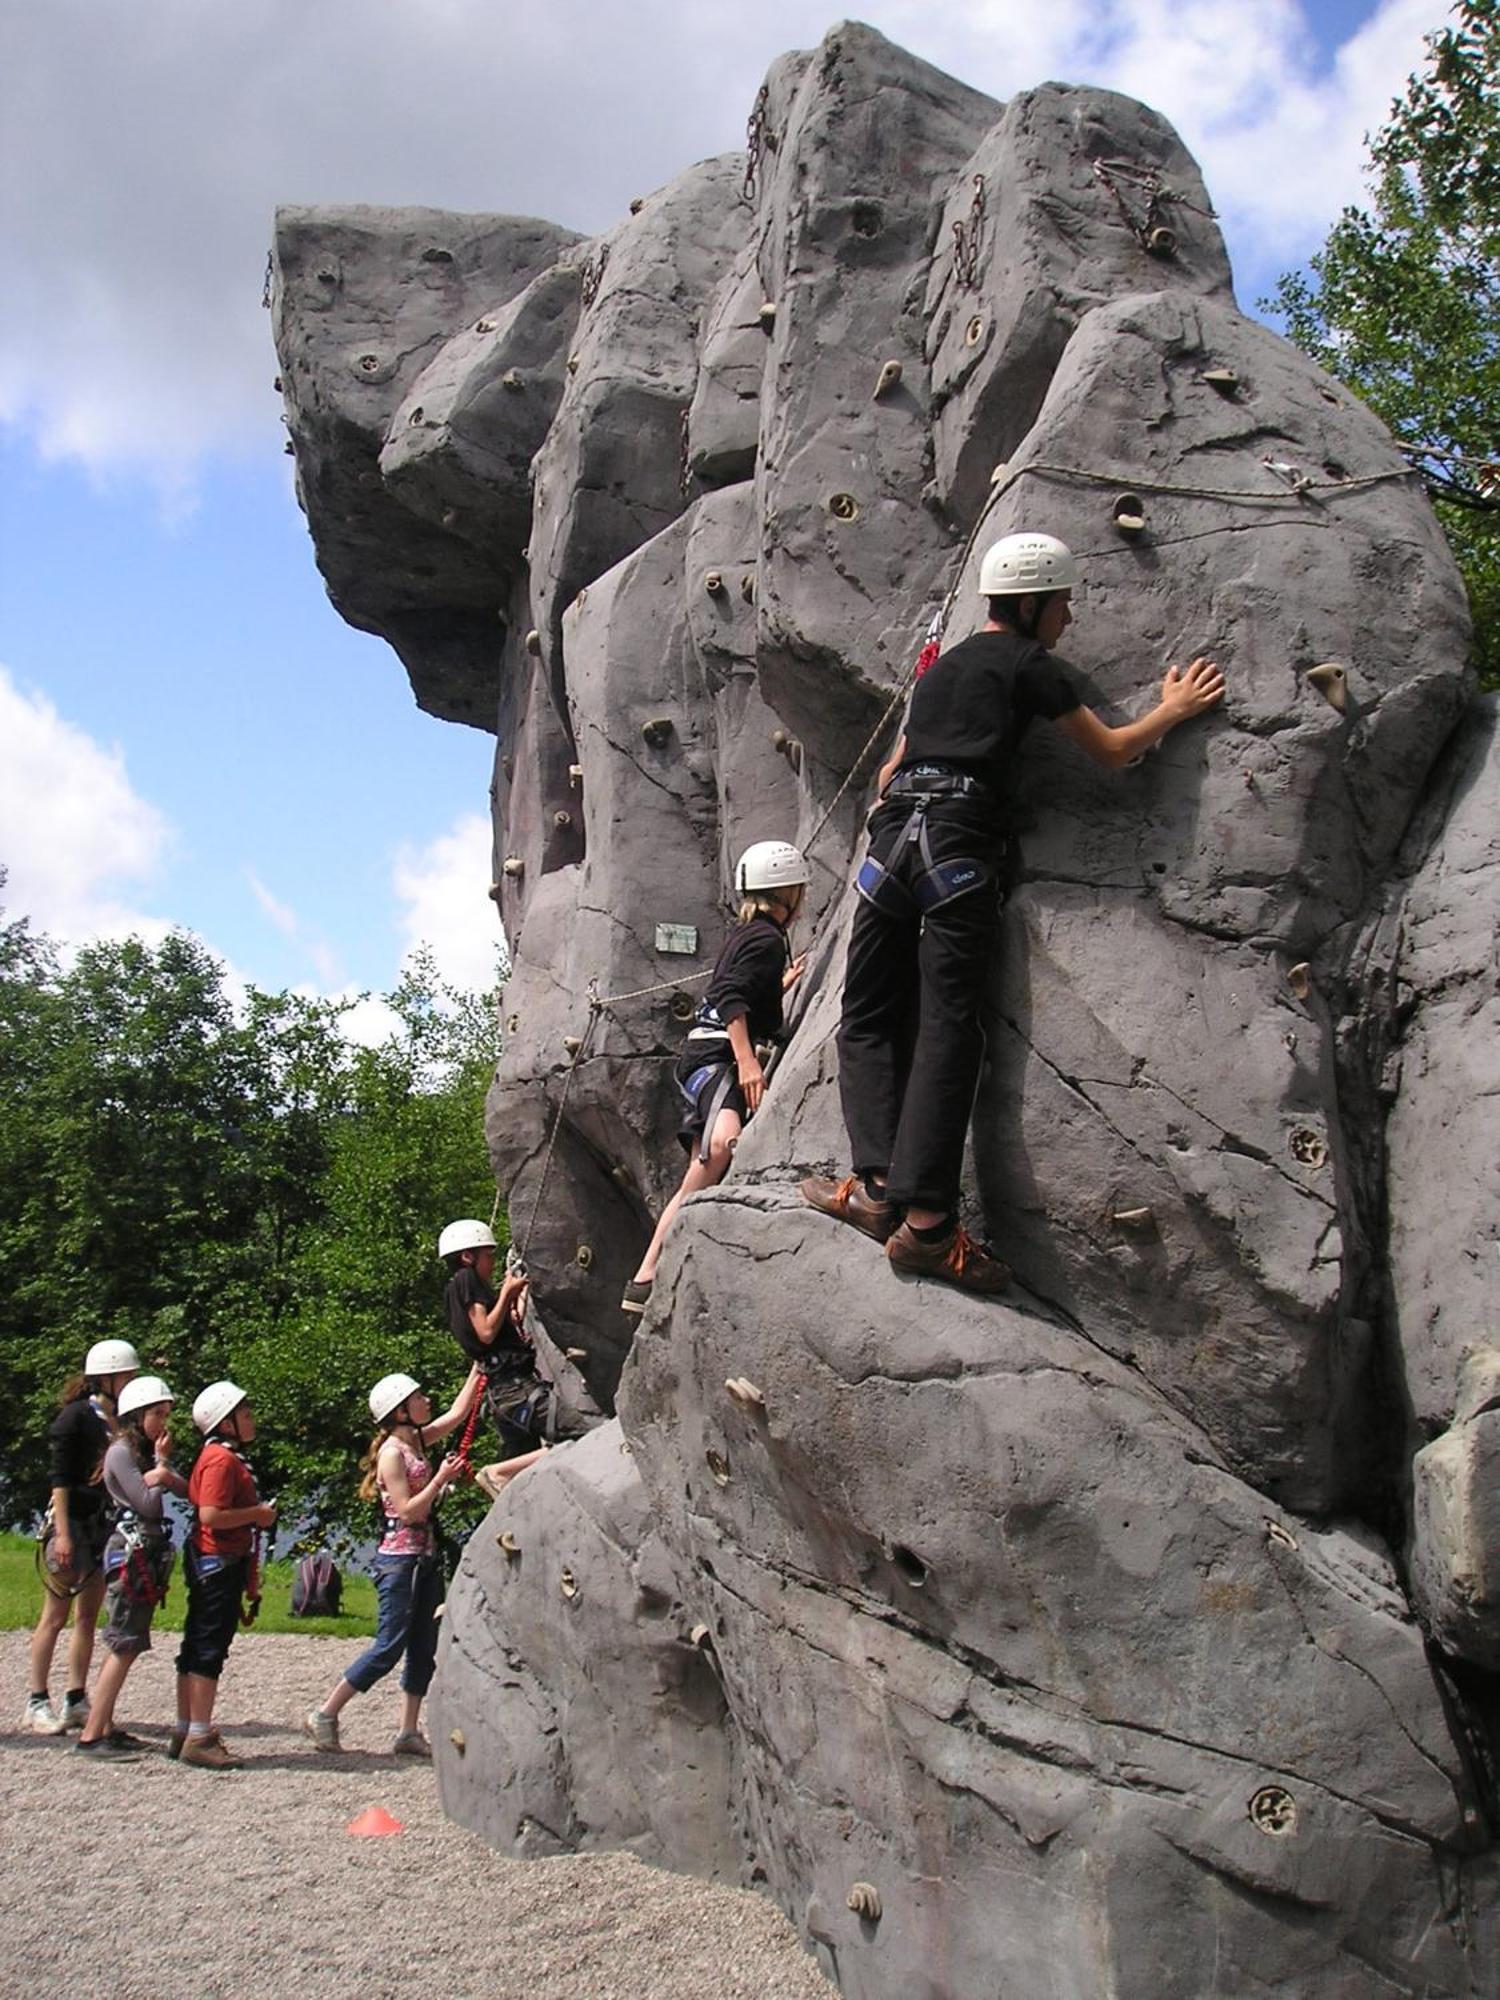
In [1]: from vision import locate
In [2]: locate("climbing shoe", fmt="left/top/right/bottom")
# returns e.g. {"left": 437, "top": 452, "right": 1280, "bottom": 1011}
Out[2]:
{"left": 620, "top": 1279, "right": 653, "bottom": 1317}
{"left": 799, "top": 1175, "right": 899, "bottom": 1244}
{"left": 887, "top": 1221, "right": 1012, "bottom": 1295}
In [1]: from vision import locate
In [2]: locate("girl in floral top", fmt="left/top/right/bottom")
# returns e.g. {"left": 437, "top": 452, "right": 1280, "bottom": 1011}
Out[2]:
{"left": 304, "top": 1364, "right": 496, "bottom": 1757}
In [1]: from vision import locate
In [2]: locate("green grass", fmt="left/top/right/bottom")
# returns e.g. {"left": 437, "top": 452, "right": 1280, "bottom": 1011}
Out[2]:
{"left": 0, "top": 1532, "right": 376, "bottom": 1637}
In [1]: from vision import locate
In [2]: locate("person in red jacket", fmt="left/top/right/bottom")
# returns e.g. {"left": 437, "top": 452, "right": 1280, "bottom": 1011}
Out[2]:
{"left": 173, "top": 1381, "right": 276, "bottom": 1770}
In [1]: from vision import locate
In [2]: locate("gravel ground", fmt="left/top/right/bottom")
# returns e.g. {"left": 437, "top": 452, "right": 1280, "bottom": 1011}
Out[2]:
{"left": 2, "top": 1630, "right": 832, "bottom": 2000}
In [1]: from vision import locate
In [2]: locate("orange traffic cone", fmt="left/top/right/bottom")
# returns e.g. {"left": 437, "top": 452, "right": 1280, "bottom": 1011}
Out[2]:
{"left": 346, "top": 1805, "right": 404, "bottom": 1838}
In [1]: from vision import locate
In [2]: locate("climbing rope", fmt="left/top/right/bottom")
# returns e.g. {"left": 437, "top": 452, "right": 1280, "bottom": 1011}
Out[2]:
{"left": 514, "top": 997, "right": 603, "bottom": 1265}
{"left": 1003, "top": 457, "right": 1414, "bottom": 507}
{"left": 1092, "top": 156, "right": 1216, "bottom": 256}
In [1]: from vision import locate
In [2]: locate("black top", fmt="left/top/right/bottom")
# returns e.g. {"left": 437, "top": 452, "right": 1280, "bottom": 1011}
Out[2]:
{"left": 699, "top": 915, "right": 789, "bottom": 1046}
{"left": 48, "top": 1396, "right": 111, "bottom": 1511}
{"left": 900, "top": 630, "right": 1082, "bottom": 793}
{"left": 445, "top": 1265, "right": 530, "bottom": 1375}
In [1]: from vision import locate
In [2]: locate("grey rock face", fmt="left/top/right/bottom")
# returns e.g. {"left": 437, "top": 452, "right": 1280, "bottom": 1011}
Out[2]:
{"left": 275, "top": 22, "right": 1499, "bottom": 1996}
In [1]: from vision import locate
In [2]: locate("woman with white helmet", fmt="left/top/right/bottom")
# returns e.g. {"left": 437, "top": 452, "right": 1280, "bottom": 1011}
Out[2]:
{"left": 23, "top": 1338, "right": 140, "bottom": 1736}
{"left": 74, "top": 1375, "right": 188, "bottom": 1762}
{"left": 305, "top": 1363, "right": 489, "bottom": 1757}
{"left": 803, "top": 532, "right": 1223, "bottom": 1294}
{"left": 621, "top": 840, "right": 809, "bottom": 1316}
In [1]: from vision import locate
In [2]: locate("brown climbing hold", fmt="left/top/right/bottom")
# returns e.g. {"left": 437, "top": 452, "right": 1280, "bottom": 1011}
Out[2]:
{"left": 497, "top": 1531, "right": 520, "bottom": 1556}
{"left": 450, "top": 1728, "right": 466, "bottom": 1753}
{"left": 1248, "top": 1786, "right": 1297, "bottom": 1837}
{"left": 873, "top": 359, "right": 902, "bottom": 399}
{"left": 487, "top": 883, "right": 503, "bottom": 905}
{"left": 1202, "top": 366, "right": 1238, "bottom": 391}
{"left": 502, "top": 856, "right": 525, "bottom": 880}
{"left": 726, "top": 1377, "right": 766, "bottom": 1412}
{"left": 283, "top": 441, "right": 295, "bottom": 456}
{"left": 576, "top": 1244, "right": 594, "bottom": 1270}
{"left": 553, "top": 809, "right": 573, "bottom": 831}
{"left": 964, "top": 314, "right": 984, "bottom": 347}
{"left": 630, "top": 196, "right": 645, "bottom": 214}
{"left": 1264, "top": 1518, "right": 1298, "bottom": 1552}
{"left": 670, "top": 992, "right": 696, "bottom": 1022}
{"left": 564, "top": 1346, "right": 588, "bottom": 1362}
{"left": 704, "top": 570, "right": 725, "bottom": 595}
{"left": 1289, "top": 1128, "right": 1328, "bottom": 1169}
{"left": 559, "top": 1567, "right": 579, "bottom": 1601}
{"left": 1306, "top": 663, "right": 1348, "bottom": 713}
{"left": 407, "top": 406, "right": 424, "bottom": 426}
{"left": 1111, "top": 1207, "right": 1155, "bottom": 1232}
{"left": 1146, "top": 223, "right": 1178, "bottom": 258}
{"left": 563, "top": 1034, "right": 583, "bottom": 1056}
{"left": 989, "top": 462, "right": 1009, "bottom": 486}
{"left": 525, "top": 629, "right": 542, "bottom": 656}
{"left": 828, "top": 493, "right": 859, "bottom": 521}
{"left": 847, "top": 1884, "right": 882, "bottom": 1921}
{"left": 568, "top": 764, "right": 583, "bottom": 787}
{"left": 1286, "top": 962, "right": 1312, "bottom": 1001}
{"left": 641, "top": 717, "right": 673, "bottom": 747}
{"left": 566, "top": 354, "right": 580, "bottom": 374}
{"left": 475, "top": 318, "right": 494, "bottom": 335}
{"left": 273, "top": 375, "right": 283, "bottom": 393}
{"left": 1113, "top": 493, "right": 1147, "bottom": 536}
{"left": 758, "top": 302, "right": 777, "bottom": 333}
{"left": 770, "top": 729, "right": 789, "bottom": 753}
{"left": 505, "top": 1013, "right": 520, "bottom": 1034}
{"left": 689, "top": 1623, "right": 713, "bottom": 1649}
{"left": 502, "top": 368, "right": 523, "bottom": 390}
{"left": 705, "top": 1448, "right": 730, "bottom": 1487}
{"left": 441, "top": 508, "right": 458, "bottom": 528}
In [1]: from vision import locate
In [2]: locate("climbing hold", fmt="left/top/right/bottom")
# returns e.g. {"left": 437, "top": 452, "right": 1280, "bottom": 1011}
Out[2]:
{"left": 828, "top": 493, "right": 859, "bottom": 521}
{"left": 524, "top": 629, "right": 542, "bottom": 656}
{"left": 771, "top": 733, "right": 803, "bottom": 773}
{"left": 488, "top": 882, "right": 503, "bottom": 904}
{"left": 576, "top": 1244, "right": 594, "bottom": 1270}
{"left": 758, "top": 302, "right": 777, "bottom": 334}
{"left": 475, "top": 318, "right": 495, "bottom": 335}
{"left": 770, "top": 729, "right": 789, "bottom": 752}
{"left": 559, "top": 1567, "right": 579, "bottom": 1600}
{"left": 442, "top": 508, "right": 458, "bottom": 529}
{"left": 1318, "top": 385, "right": 1340, "bottom": 406}
{"left": 358, "top": 354, "right": 380, "bottom": 373}
{"left": 1306, "top": 663, "right": 1348, "bottom": 713}
{"left": 740, "top": 574, "right": 756, "bottom": 605}
{"left": 568, "top": 763, "right": 583, "bottom": 787}
{"left": 563, "top": 1034, "right": 583, "bottom": 1056}
{"left": 1286, "top": 963, "right": 1312, "bottom": 1001}
{"left": 1264, "top": 1518, "right": 1298, "bottom": 1552}
{"left": 407, "top": 406, "right": 424, "bottom": 427}
{"left": 670, "top": 992, "right": 697, "bottom": 1022}
{"left": 1289, "top": 1128, "right": 1328, "bottom": 1169}
{"left": 497, "top": 1531, "right": 520, "bottom": 1556}
{"left": 1112, "top": 493, "right": 1147, "bottom": 536}
{"left": 989, "top": 462, "right": 1009, "bottom": 486}
{"left": 316, "top": 269, "right": 337, "bottom": 286}
{"left": 847, "top": 1884, "right": 882, "bottom": 1921}
{"left": 1111, "top": 1207, "right": 1155, "bottom": 1232}
{"left": 964, "top": 314, "right": 984, "bottom": 347}
{"left": 705, "top": 1448, "right": 731, "bottom": 1487}
{"left": 1202, "top": 366, "right": 1238, "bottom": 391}
{"left": 704, "top": 570, "right": 725, "bottom": 595}
{"left": 273, "top": 375, "right": 283, "bottom": 392}
{"left": 725, "top": 1377, "right": 766, "bottom": 1412}
{"left": 553, "top": 809, "right": 573, "bottom": 831}
{"left": 689, "top": 1622, "right": 713, "bottom": 1649}
{"left": 420, "top": 246, "right": 453, "bottom": 264}
{"left": 630, "top": 196, "right": 645, "bottom": 214}
{"left": 502, "top": 856, "right": 525, "bottom": 880}
{"left": 1248, "top": 1787, "right": 1297, "bottom": 1837}
{"left": 283, "top": 441, "right": 295, "bottom": 456}
{"left": 1145, "top": 223, "right": 1178, "bottom": 258}
{"left": 502, "top": 369, "right": 524, "bottom": 391}
{"left": 574, "top": 587, "right": 588, "bottom": 610}
{"left": 641, "top": 717, "right": 674, "bottom": 748}
{"left": 565, "top": 1346, "right": 588, "bottom": 1362}
{"left": 873, "top": 359, "right": 902, "bottom": 399}
{"left": 566, "top": 354, "right": 579, "bottom": 374}
{"left": 505, "top": 1013, "right": 520, "bottom": 1034}
{"left": 450, "top": 1728, "right": 466, "bottom": 1754}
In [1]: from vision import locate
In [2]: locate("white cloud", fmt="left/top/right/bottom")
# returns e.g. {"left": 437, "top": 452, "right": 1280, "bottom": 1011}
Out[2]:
{"left": 1, "top": 1, "right": 1439, "bottom": 485}
{"left": 244, "top": 867, "right": 298, "bottom": 939}
{"left": 393, "top": 810, "right": 506, "bottom": 996}
{"left": 0, "top": 664, "right": 172, "bottom": 944}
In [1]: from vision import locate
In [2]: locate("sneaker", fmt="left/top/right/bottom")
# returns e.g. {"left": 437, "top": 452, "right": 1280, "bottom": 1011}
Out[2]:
{"left": 304, "top": 1707, "right": 340, "bottom": 1753}
{"left": 887, "top": 1220, "right": 1012, "bottom": 1295}
{"left": 620, "top": 1279, "right": 653, "bottom": 1317}
{"left": 180, "top": 1731, "right": 241, "bottom": 1770}
{"left": 60, "top": 1692, "right": 90, "bottom": 1731}
{"left": 108, "top": 1729, "right": 149, "bottom": 1751}
{"left": 22, "top": 1696, "right": 66, "bottom": 1736}
{"left": 800, "top": 1174, "right": 899, "bottom": 1243}
{"left": 71, "top": 1735, "right": 141, "bottom": 1763}
{"left": 392, "top": 1730, "right": 432, "bottom": 1759}
{"left": 167, "top": 1727, "right": 188, "bottom": 1761}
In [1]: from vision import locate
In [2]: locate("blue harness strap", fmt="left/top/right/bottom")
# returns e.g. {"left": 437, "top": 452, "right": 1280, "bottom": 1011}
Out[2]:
{"left": 856, "top": 800, "right": 991, "bottom": 919}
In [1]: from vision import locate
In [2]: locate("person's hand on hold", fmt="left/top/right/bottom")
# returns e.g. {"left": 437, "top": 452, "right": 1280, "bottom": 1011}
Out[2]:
{"left": 783, "top": 954, "right": 807, "bottom": 993}
{"left": 1161, "top": 656, "right": 1225, "bottom": 721}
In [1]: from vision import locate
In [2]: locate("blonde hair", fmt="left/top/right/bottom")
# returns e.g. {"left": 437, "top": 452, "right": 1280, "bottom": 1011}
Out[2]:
{"left": 738, "top": 886, "right": 803, "bottom": 926}
{"left": 358, "top": 1427, "right": 395, "bottom": 1504}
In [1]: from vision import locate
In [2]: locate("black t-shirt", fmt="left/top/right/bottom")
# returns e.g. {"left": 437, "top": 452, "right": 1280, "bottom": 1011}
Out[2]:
{"left": 700, "top": 916, "right": 789, "bottom": 1047}
{"left": 901, "top": 630, "right": 1082, "bottom": 793}
{"left": 48, "top": 1396, "right": 111, "bottom": 1511}
{"left": 445, "top": 1265, "right": 529, "bottom": 1374}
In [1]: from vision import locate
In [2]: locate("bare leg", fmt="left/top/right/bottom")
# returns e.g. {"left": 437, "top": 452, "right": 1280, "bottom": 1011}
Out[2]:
{"left": 183, "top": 1672, "right": 219, "bottom": 1727}
{"left": 320, "top": 1676, "right": 358, "bottom": 1720}
{"left": 633, "top": 1110, "right": 742, "bottom": 1284}
{"left": 399, "top": 1691, "right": 422, "bottom": 1736}
{"left": 27, "top": 1586, "right": 72, "bottom": 1697}
{"left": 77, "top": 1648, "right": 132, "bottom": 1744}
{"left": 65, "top": 1570, "right": 105, "bottom": 1692}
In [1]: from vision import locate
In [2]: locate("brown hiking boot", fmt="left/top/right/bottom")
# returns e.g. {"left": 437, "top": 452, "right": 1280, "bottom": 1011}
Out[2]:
{"left": 180, "top": 1731, "right": 241, "bottom": 1771}
{"left": 800, "top": 1174, "right": 899, "bottom": 1243}
{"left": 887, "top": 1221, "right": 1012, "bottom": 1295}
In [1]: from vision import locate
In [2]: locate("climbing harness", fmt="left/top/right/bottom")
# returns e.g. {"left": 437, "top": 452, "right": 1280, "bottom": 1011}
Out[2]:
{"left": 950, "top": 174, "right": 986, "bottom": 290}
{"left": 856, "top": 769, "right": 993, "bottom": 920}
{"left": 1091, "top": 157, "right": 1216, "bottom": 257}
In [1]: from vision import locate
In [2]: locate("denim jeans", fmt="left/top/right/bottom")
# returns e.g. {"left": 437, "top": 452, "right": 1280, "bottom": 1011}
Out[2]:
{"left": 344, "top": 1553, "right": 442, "bottom": 1697}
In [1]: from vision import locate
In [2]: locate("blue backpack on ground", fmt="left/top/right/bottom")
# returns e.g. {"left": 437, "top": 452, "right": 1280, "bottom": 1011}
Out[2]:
{"left": 290, "top": 1548, "right": 343, "bottom": 1617}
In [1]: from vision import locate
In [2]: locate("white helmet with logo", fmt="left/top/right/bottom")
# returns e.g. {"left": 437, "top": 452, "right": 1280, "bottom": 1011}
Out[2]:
{"left": 117, "top": 1375, "right": 174, "bottom": 1419}
{"left": 85, "top": 1339, "right": 141, "bottom": 1378}
{"left": 735, "top": 840, "right": 811, "bottom": 895}
{"left": 369, "top": 1372, "right": 422, "bottom": 1426}
{"left": 978, "top": 532, "right": 1079, "bottom": 596}
{"left": 438, "top": 1219, "right": 498, "bottom": 1260}
{"left": 192, "top": 1381, "right": 248, "bottom": 1434}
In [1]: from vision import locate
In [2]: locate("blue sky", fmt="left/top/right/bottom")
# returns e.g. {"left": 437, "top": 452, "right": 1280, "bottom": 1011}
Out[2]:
{"left": 0, "top": 0, "right": 1447, "bottom": 1014}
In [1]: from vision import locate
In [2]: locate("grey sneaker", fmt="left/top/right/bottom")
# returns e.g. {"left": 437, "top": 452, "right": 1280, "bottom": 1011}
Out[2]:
{"left": 22, "top": 1696, "right": 66, "bottom": 1736}
{"left": 60, "top": 1692, "right": 91, "bottom": 1731}
{"left": 71, "top": 1735, "right": 141, "bottom": 1764}
{"left": 304, "top": 1707, "right": 340, "bottom": 1752}
{"left": 392, "top": 1730, "right": 432, "bottom": 1759}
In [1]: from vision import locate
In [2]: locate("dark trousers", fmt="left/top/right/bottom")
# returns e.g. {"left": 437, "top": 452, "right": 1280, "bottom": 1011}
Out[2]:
{"left": 175, "top": 1549, "right": 248, "bottom": 1680}
{"left": 344, "top": 1553, "right": 442, "bottom": 1697}
{"left": 837, "top": 798, "right": 1004, "bottom": 1213}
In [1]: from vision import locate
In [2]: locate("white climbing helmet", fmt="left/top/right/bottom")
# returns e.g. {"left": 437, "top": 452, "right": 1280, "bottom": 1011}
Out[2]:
{"left": 369, "top": 1372, "right": 423, "bottom": 1426}
{"left": 978, "top": 532, "right": 1079, "bottom": 596}
{"left": 735, "top": 840, "right": 811, "bottom": 895}
{"left": 117, "top": 1376, "right": 174, "bottom": 1420}
{"left": 192, "top": 1381, "right": 247, "bottom": 1434}
{"left": 438, "top": 1219, "right": 497, "bottom": 1260}
{"left": 85, "top": 1339, "right": 141, "bottom": 1378}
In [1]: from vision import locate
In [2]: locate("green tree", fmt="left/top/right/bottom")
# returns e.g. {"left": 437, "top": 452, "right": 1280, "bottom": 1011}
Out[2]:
{"left": 1268, "top": 0, "right": 1500, "bottom": 681}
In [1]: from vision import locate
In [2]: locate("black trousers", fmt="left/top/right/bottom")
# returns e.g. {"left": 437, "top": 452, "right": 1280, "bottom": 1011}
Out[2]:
{"left": 836, "top": 797, "right": 1004, "bottom": 1213}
